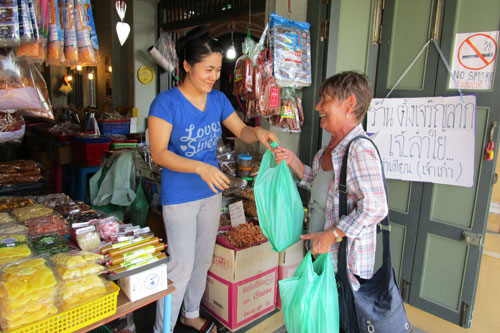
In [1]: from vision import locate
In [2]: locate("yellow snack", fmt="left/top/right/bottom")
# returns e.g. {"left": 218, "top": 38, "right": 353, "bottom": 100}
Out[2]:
{"left": 60, "top": 274, "right": 106, "bottom": 300}
{"left": 1, "top": 258, "right": 57, "bottom": 301}
{"left": 51, "top": 251, "right": 104, "bottom": 267}
{"left": 55, "top": 263, "right": 105, "bottom": 280}
{"left": 10, "top": 204, "right": 54, "bottom": 222}
{"left": 0, "top": 244, "right": 32, "bottom": 265}
{"left": 2, "top": 303, "right": 57, "bottom": 330}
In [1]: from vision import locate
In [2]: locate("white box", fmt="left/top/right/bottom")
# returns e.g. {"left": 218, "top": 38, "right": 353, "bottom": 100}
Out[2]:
{"left": 118, "top": 264, "right": 168, "bottom": 302}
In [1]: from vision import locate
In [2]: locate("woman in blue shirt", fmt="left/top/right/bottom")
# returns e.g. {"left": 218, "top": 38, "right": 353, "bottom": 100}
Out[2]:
{"left": 149, "top": 26, "right": 278, "bottom": 333}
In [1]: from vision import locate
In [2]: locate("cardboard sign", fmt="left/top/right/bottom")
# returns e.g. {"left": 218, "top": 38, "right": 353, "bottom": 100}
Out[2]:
{"left": 449, "top": 31, "right": 499, "bottom": 90}
{"left": 367, "top": 95, "right": 476, "bottom": 187}
{"left": 229, "top": 201, "right": 246, "bottom": 227}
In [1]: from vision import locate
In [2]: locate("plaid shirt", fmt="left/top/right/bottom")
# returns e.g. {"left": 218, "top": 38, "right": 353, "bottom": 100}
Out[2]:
{"left": 299, "top": 125, "right": 388, "bottom": 290}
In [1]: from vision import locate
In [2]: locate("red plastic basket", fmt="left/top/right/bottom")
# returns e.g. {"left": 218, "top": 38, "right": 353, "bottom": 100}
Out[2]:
{"left": 71, "top": 141, "right": 110, "bottom": 166}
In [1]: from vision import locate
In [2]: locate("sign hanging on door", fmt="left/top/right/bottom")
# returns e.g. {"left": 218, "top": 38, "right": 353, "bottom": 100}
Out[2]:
{"left": 449, "top": 31, "right": 499, "bottom": 90}
{"left": 367, "top": 95, "right": 476, "bottom": 187}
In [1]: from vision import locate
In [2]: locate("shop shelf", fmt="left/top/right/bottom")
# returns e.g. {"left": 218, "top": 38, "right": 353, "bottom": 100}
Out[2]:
{"left": 7, "top": 283, "right": 119, "bottom": 333}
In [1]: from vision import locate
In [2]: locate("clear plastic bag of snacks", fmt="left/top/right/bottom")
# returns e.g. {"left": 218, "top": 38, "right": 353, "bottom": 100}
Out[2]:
{"left": 270, "top": 12, "right": 311, "bottom": 88}
{"left": 11, "top": 204, "right": 54, "bottom": 222}
{"left": 0, "top": 51, "right": 54, "bottom": 119}
{"left": 0, "top": 110, "right": 25, "bottom": 144}
{"left": 0, "top": 257, "right": 59, "bottom": 331}
{"left": 24, "top": 215, "right": 68, "bottom": 237}
{"left": 29, "top": 233, "right": 70, "bottom": 255}
{"left": 74, "top": 225, "right": 101, "bottom": 251}
{"left": 0, "top": 233, "right": 32, "bottom": 265}
{"left": 96, "top": 216, "right": 121, "bottom": 242}
{"left": 51, "top": 250, "right": 103, "bottom": 267}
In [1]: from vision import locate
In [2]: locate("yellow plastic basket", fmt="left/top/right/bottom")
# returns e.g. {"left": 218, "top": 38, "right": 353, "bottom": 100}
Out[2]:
{"left": 5, "top": 283, "right": 120, "bottom": 333}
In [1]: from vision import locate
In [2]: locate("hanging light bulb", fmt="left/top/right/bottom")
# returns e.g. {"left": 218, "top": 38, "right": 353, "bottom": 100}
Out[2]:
{"left": 88, "top": 72, "right": 94, "bottom": 80}
{"left": 226, "top": 23, "right": 236, "bottom": 60}
{"left": 76, "top": 65, "right": 82, "bottom": 71}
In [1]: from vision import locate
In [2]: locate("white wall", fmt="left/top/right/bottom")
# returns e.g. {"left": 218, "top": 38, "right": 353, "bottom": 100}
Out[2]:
{"left": 132, "top": 0, "right": 159, "bottom": 132}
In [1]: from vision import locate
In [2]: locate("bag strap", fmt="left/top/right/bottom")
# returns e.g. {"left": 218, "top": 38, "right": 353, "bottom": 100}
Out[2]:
{"left": 338, "top": 135, "right": 393, "bottom": 279}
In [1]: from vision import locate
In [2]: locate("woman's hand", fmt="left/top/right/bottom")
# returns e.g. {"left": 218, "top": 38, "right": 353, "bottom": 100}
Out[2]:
{"left": 301, "top": 230, "right": 336, "bottom": 254}
{"left": 253, "top": 127, "right": 279, "bottom": 151}
{"left": 273, "top": 146, "right": 296, "bottom": 166}
{"left": 197, "top": 163, "right": 230, "bottom": 193}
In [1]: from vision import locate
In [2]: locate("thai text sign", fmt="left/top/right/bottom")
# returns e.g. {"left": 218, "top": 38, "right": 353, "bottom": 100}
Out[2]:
{"left": 367, "top": 95, "right": 476, "bottom": 187}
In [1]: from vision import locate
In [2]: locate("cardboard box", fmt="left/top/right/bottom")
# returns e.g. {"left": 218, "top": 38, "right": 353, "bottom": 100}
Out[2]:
{"left": 117, "top": 264, "right": 168, "bottom": 302}
{"left": 277, "top": 240, "right": 305, "bottom": 309}
{"left": 202, "top": 242, "right": 279, "bottom": 331}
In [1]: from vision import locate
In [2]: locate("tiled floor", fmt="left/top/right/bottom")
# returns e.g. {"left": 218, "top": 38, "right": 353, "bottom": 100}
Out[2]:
{"left": 106, "top": 302, "right": 425, "bottom": 333}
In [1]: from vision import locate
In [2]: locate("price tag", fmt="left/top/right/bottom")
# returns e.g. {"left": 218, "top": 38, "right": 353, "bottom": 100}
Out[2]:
{"left": 229, "top": 201, "right": 246, "bottom": 228}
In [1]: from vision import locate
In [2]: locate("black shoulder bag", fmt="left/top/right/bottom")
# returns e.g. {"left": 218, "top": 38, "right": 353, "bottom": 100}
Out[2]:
{"left": 336, "top": 136, "right": 410, "bottom": 333}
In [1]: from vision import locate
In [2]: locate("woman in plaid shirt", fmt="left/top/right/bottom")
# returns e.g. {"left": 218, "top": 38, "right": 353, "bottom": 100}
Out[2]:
{"left": 273, "top": 71, "right": 388, "bottom": 291}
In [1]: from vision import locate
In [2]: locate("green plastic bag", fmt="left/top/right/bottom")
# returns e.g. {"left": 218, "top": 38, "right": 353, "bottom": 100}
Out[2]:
{"left": 279, "top": 251, "right": 340, "bottom": 333}
{"left": 130, "top": 180, "right": 149, "bottom": 228}
{"left": 254, "top": 148, "right": 303, "bottom": 252}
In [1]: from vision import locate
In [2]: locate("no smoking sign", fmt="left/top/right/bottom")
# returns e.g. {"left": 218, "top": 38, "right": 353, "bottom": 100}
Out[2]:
{"left": 458, "top": 33, "right": 497, "bottom": 70}
{"left": 449, "top": 30, "right": 499, "bottom": 90}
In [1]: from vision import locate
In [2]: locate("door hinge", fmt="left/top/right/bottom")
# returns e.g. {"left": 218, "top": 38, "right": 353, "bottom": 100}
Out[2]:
{"left": 320, "top": 19, "right": 329, "bottom": 42}
{"left": 462, "top": 232, "right": 482, "bottom": 247}
{"left": 401, "top": 279, "right": 410, "bottom": 302}
{"left": 460, "top": 301, "right": 471, "bottom": 328}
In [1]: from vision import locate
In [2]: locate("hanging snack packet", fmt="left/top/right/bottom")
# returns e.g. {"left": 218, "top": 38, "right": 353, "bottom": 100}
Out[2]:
{"left": 18, "top": 0, "right": 34, "bottom": 43}
{"left": 63, "top": 0, "right": 77, "bottom": 65}
{"left": 47, "top": 0, "right": 63, "bottom": 65}
{"left": 81, "top": 0, "right": 99, "bottom": 62}
{"left": 16, "top": 0, "right": 43, "bottom": 61}
{"left": 74, "top": 0, "right": 96, "bottom": 65}
{"left": 0, "top": 1, "right": 20, "bottom": 47}
{"left": 270, "top": 12, "right": 311, "bottom": 88}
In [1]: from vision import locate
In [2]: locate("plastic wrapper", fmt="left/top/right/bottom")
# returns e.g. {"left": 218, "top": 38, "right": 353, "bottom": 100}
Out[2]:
{"left": 0, "top": 196, "right": 36, "bottom": 212}
{"left": 0, "top": 257, "right": 58, "bottom": 330}
{"left": 0, "top": 51, "right": 54, "bottom": 119}
{"left": 46, "top": 0, "right": 62, "bottom": 65}
{"left": 0, "top": 110, "right": 25, "bottom": 144}
{"left": 233, "top": 55, "right": 253, "bottom": 97}
{"left": 70, "top": 209, "right": 103, "bottom": 223}
{"left": 222, "top": 173, "right": 248, "bottom": 196}
{"left": 75, "top": 225, "right": 101, "bottom": 251}
{"left": 81, "top": 0, "right": 98, "bottom": 56}
{"left": 149, "top": 29, "right": 176, "bottom": 73}
{"left": 74, "top": 0, "right": 96, "bottom": 65}
{"left": 11, "top": 204, "right": 54, "bottom": 222}
{"left": 55, "top": 262, "right": 105, "bottom": 280}
{"left": 95, "top": 216, "right": 121, "bottom": 242}
{"left": 51, "top": 250, "right": 103, "bottom": 267}
{"left": 270, "top": 12, "right": 311, "bottom": 88}
{"left": 34, "top": 192, "right": 70, "bottom": 207}
{"left": 258, "top": 75, "right": 281, "bottom": 116}
{"left": 24, "top": 215, "right": 68, "bottom": 237}
{"left": 60, "top": 275, "right": 110, "bottom": 311}
{"left": 0, "top": 233, "right": 32, "bottom": 265}
{"left": 63, "top": 0, "right": 78, "bottom": 65}
{"left": 16, "top": 0, "right": 44, "bottom": 61}
{"left": 18, "top": 0, "right": 34, "bottom": 43}
{"left": 0, "top": 1, "right": 20, "bottom": 47}
{"left": 0, "top": 213, "right": 15, "bottom": 224}
{"left": 30, "top": 233, "right": 70, "bottom": 255}
{"left": 0, "top": 223, "right": 28, "bottom": 234}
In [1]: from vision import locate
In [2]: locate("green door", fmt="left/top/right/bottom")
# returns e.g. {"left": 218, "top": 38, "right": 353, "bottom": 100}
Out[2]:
{"left": 375, "top": 0, "right": 500, "bottom": 327}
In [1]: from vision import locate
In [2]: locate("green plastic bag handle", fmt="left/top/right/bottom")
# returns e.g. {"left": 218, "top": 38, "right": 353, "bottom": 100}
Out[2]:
{"left": 270, "top": 141, "right": 278, "bottom": 148}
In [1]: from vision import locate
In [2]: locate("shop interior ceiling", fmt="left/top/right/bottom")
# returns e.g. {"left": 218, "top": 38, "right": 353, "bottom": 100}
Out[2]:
{"left": 158, "top": 0, "right": 266, "bottom": 38}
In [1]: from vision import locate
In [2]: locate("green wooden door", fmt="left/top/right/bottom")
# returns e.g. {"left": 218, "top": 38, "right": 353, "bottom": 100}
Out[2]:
{"left": 375, "top": 0, "right": 500, "bottom": 327}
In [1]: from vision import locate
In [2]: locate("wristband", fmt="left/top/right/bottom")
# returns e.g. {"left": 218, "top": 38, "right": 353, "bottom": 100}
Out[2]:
{"left": 332, "top": 228, "right": 343, "bottom": 243}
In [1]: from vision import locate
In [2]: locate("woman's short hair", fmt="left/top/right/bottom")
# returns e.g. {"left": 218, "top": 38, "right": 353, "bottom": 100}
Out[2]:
{"left": 176, "top": 25, "right": 223, "bottom": 81}
{"left": 319, "top": 71, "right": 373, "bottom": 122}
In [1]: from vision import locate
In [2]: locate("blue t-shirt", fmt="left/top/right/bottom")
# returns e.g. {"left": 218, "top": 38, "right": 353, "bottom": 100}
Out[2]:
{"left": 148, "top": 87, "right": 234, "bottom": 205}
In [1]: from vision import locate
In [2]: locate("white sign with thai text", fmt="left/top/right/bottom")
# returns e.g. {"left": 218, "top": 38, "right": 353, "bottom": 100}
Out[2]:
{"left": 367, "top": 95, "right": 476, "bottom": 187}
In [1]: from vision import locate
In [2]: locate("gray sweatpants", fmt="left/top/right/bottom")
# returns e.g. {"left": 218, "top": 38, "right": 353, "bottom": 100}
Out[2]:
{"left": 154, "top": 193, "right": 222, "bottom": 333}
